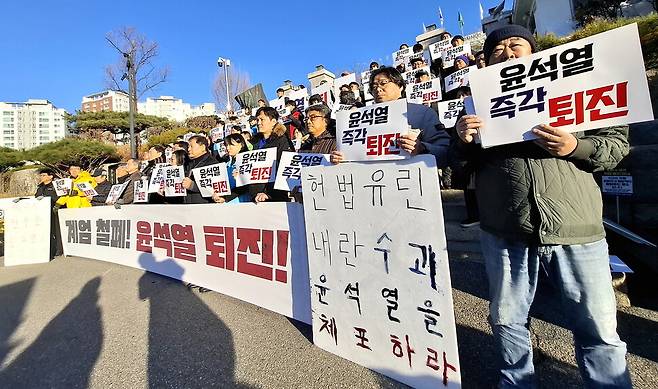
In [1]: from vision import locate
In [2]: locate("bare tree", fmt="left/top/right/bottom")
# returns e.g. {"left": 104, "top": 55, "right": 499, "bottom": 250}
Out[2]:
{"left": 212, "top": 66, "right": 252, "bottom": 112}
{"left": 105, "top": 27, "right": 169, "bottom": 110}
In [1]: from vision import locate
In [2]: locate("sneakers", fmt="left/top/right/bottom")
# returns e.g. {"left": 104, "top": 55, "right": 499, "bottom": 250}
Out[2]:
{"left": 460, "top": 219, "right": 480, "bottom": 228}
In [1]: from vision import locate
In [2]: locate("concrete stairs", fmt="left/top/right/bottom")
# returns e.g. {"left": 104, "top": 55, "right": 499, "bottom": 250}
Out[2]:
{"left": 441, "top": 190, "right": 483, "bottom": 262}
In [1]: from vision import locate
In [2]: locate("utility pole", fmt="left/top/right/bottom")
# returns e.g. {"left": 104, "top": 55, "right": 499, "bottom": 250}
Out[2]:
{"left": 218, "top": 57, "right": 232, "bottom": 112}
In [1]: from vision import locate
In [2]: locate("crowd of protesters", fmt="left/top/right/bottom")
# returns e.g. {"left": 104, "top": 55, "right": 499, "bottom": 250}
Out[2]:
{"left": 33, "top": 23, "right": 633, "bottom": 388}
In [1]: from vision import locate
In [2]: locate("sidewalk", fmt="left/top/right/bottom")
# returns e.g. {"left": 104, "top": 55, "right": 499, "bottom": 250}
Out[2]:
{"left": 0, "top": 256, "right": 656, "bottom": 388}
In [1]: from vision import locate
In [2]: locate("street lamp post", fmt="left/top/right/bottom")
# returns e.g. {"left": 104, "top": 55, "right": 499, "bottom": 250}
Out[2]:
{"left": 218, "top": 57, "right": 232, "bottom": 112}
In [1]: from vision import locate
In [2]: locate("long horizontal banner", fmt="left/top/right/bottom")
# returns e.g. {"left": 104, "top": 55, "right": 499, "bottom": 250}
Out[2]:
{"left": 59, "top": 203, "right": 312, "bottom": 323}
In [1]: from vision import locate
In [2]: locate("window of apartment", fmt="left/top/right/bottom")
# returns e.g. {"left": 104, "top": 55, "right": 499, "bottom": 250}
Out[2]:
{"left": 39, "top": 118, "right": 49, "bottom": 122}
{"left": 2, "top": 111, "right": 12, "bottom": 116}
{"left": 2, "top": 123, "right": 14, "bottom": 128}
{"left": 2, "top": 117, "right": 13, "bottom": 122}
{"left": 38, "top": 111, "right": 46, "bottom": 116}
{"left": 3, "top": 130, "right": 13, "bottom": 134}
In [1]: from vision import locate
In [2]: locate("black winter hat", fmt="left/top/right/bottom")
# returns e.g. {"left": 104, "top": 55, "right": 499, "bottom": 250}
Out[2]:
{"left": 483, "top": 25, "right": 537, "bottom": 64}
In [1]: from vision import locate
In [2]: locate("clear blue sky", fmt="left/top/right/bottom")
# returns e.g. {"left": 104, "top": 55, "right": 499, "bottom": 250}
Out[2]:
{"left": 0, "top": 0, "right": 508, "bottom": 113}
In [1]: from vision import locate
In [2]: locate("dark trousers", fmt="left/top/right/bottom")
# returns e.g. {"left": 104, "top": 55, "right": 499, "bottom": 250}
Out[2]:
{"left": 464, "top": 189, "right": 479, "bottom": 221}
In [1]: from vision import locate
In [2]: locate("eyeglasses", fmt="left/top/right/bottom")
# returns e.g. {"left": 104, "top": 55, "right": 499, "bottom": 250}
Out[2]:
{"left": 369, "top": 78, "right": 392, "bottom": 91}
{"left": 304, "top": 115, "right": 326, "bottom": 122}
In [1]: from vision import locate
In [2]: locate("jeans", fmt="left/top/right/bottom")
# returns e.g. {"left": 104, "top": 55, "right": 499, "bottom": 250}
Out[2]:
{"left": 481, "top": 230, "right": 631, "bottom": 388}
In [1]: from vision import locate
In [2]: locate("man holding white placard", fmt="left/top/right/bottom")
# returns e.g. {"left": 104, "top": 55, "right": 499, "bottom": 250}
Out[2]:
{"left": 331, "top": 66, "right": 450, "bottom": 165}
{"left": 455, "top": 25, "right": 632, "bottom": 387}
{"left": 182, "top": 135, "right": 218, "bottom": 204}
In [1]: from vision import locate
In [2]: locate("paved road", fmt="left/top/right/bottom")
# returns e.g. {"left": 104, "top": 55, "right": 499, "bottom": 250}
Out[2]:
{"left": 0, "top": 256, "right": 656, "bottom": 388}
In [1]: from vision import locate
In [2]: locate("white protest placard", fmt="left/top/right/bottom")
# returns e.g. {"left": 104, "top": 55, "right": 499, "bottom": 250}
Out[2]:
{"left": 336, "top": 99, "right": 408, "bottom": 161}
{"left": 133, "top": 178, "right": 149, "bottom": 203}
{"left": 602, "top": 173, "right": 633, "bottom": 196}
{"left": 54, "top": 178, "right": 72, "bottom": 196}
{"left": 441, "top": 43, "right": 471, "bottom": 68}
{"left": 234, "top": 148, "right": 277, "bottom": 187}
{"left": 429, "top": 39, "right": 453, "bottom": 61}
{"left": 192, "top": 163, "right": 231, "bottom": 197}
{"left": 444, "top": 67, "right": 473, "bottom": 93}
{"left": 463, "top": 31, "right": 486, "bottom": 51}
{"left": 210, "top": 127, "right": 224, "bottom": 142}
{"left": 58, "top": 202, "right": 311, "bottom": 323}
{"left": 106, "top": 181, "right": 130, "bottom": 204}
{"left": 469, "top": 23, "right": 654, "bottom": 148}
{"left": 392, "top": 47, "right": 412, "bottom": 66}
{"left": 333, "top": 73, "right": 357, "bottom": 104}
{"left": 333, "top": 104, "right": 355, "bottom": 115}
{"left": 269, "top": 97, "right": 291, "bottom": 118}
{"left": 311, "top": 82, "right": 335, "bottom": 108}
{"left": 402, "top": 66, "right": 432, "bottom": 85}
{"left": 407, "top": 79, "right": 443, "bottom": 105}
{"left": 2, "top": 197, "right": 51, "bottom": 266}
{"left": 273, "top": 152, "right": 331, "bottom": 191}
{"left": 301, "top": 155, "right": 461, "bottom": 388}
{"left": 438, "top": 99, "right": 465, "bottom": 128}
{"left": 76, "top": 182, "right": 98, "bottom": 197}
{"left": 148, "top": 164, "right": 168, "bottom": 193}
{"left": 288, "top": 88, "right": 309, "bottom": 114}
{"left": 163, "top": 166, "right": 186, "bottom": 197}
{"left": 405, "top": 52, "right": 427, "bottom": 68}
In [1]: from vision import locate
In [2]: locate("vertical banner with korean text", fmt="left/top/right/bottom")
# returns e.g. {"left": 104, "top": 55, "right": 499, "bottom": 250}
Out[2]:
{"left": 336, "top": 99, "right": 409, "bottom": 161}
{"left": 301, "top": 155, "right": 461, "bottom": 388}
{"left": 58, "top": 203, "right": 311, "bottom": 323}
{"left": 469, "top": 23, "right": 654, "bottom": 148}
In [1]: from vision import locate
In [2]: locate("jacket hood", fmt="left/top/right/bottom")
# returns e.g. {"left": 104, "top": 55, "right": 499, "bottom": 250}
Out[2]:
{"left": 273, "top": 122, "right": 287, "bottom": 137}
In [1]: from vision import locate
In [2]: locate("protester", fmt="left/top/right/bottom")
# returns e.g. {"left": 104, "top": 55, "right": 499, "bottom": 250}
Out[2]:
{"left": 453, "top": 55, "right": 469, "bottom": 70}
{"left": 450, "top": 35, "right": 465, "bottom": 47}
{"left": 285, "top": 99, "right": 306, "bottom": 140}
{"left": 118, "top": 159, "right": 142, "bottom": 204}
{"left": 349, "top": 81, "right": 365, "bottom": 105}
{"left": 89, "top": 168, "right": 112, "bottom": 206}
{"left": 251, "top": 106, "right": 294, "bottom": 202}
{"left": 410, "top": 57, "right": 426, "bottom": 70}
{"left": 412, "top": 43, "right": 424, "bottom": 54}
{"left": 415, "top": 70, "right": 431, "bottom": 83}
{"left": 454, "top": 25, "right": 631, "bottom": 387}
{"left": 399, "top": 43, "right": 408, "bottom": 50}
{"left": 182, "top": 135, "right": 218, "bottom": 204}
{"left": 369, "top": 61, "right": 380, "bottom": 70}
{"left": 55, "top": 164, "right": 96, "bottom": 209}
{"left": 35, "top": 168, "right": 62, "bottom": 258}
{"left": 170, "top": 149, "right": 187, "bottom": 167}
{"left": 213, "top": 134, "right": 251, "bottom": 204}
{"left": 172, "top": 141, "right": 189, "bottom": 153}
{"left": 308, "top": 94, "right": 324, "bottom": 106}
{"left": 257, "top": 98, "right": 267, "bottom": 108}
{"left": 300, "top": 104, "right": 337, "bottom": 154}
{"left": 330, "top": 66, "right": 450, "bottom": 167}
{"left": 141, "top": 145, "right": 167, "bottom": 204}
{"left": 474, "top": 50, "right": 486, "bottom": 68}
{"left": 276, "top": 88, "right": 285, "bottom": 98}
{"left": 439, "top": 31, "right": 452, "bottom": 41}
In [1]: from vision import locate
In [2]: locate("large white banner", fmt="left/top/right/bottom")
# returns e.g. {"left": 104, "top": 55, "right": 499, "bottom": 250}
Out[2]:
{"left": 2, "top": 198, "right": 51, "bottom": 266}
{"left": 273, "top": 151, "right": 331, "bottom": 191}
{"left": 336, "top": 99, "right": 408, "bottom": 161}
{"left": 301, "top": 155, "right": 461, "bottom": 388}
{"left": 58, "top": 203, "right": 311, "bottom": 323}
{"left": 191, "top": 163, "right": 231, "bottom": 197}
{"left": 235, "top": 148, "right": 277, "bottom": 187}
{"left": 407, "top": 79, "right": 443, "bottom": 105}
{"left": 469, "top": 23, "right": 654, "bottom": 148}
{"left": 438, "top": 99, "right": 465, "bottom": 128}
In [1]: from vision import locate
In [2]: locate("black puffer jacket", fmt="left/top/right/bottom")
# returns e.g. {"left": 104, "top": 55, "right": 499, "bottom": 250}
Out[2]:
{"left": 184, "top": 152, "right": 218, "bottom": 204}
{"left": 455, "top": 125, "right": 629, "bottom": 244}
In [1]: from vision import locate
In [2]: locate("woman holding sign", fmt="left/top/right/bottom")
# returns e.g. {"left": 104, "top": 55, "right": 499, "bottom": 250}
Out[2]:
{"left": 330, "top": 66, "right": 450, "bottom": 166}
{"left": 212, "top": 134, "right": 251, "bottom": 204}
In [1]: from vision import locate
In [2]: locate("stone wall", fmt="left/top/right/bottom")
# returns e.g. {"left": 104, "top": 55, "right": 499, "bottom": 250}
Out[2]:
{"left": 0, "top": 168, "right": 40, "bottom": 198}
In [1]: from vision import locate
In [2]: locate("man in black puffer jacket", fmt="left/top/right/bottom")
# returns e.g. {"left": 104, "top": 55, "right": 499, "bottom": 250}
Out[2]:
{"left": 182, "top": 135, "right": 218, "bottom": 204}
{"left": 454, "top": 25, "right": 631, "bottom": 388}
{"left": 250, "top": 107, "right": 294, "bottom": 202}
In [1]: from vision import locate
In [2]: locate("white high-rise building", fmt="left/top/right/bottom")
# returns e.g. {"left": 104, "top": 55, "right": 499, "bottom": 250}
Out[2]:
{"left": 81, "top": 90, "right": 130, "bottom": 112}
{"left": 0, "top": 99, "right": 68, "bottom": 150}
{"left": 138, "top": 96, "right": 216, "bottom": 122}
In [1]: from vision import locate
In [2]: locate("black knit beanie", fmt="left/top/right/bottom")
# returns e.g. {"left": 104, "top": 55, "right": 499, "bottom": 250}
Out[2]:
{"left": 483, "top": 25, "right": 537, "bottom": 64}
